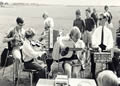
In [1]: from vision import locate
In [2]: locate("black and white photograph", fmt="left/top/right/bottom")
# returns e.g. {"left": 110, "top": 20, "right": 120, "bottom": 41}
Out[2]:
{"left": 0, "top": 0, "right": 120, "bottom": 86}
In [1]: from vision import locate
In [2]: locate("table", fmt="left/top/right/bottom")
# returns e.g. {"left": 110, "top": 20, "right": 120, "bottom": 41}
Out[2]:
{"left": 36, "top": 78, "right": 97, "bottom": 86}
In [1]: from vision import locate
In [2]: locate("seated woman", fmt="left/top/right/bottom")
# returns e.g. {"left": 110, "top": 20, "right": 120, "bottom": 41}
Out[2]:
{"left": 97, "top": 70, "right": 119, "bottom": 86}
{"left": 52, "top": 26, "right": 86, "bottom": 78}
{"left": 22, "top": 28, "right": 47, "bottom": 78}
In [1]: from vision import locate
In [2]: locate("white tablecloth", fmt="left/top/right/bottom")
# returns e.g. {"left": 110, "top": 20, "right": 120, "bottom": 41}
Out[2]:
{"left": 36, "top": 78, "right": 97, "bottom": 86}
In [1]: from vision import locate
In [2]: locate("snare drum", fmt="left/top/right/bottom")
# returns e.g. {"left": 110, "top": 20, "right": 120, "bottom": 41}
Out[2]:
{"left": 94, "top": 52, "right": 112, "bottom": 63}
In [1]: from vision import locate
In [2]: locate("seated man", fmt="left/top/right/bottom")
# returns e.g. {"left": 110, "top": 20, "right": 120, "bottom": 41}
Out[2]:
{"left": 52, "top": 26, "right": 86, "bottom": 78}
{"left": 22, "top": 28, "right": 47, "bottom": 79}
{"left": 91, "top": 13, "right": 114, "bottom": 79}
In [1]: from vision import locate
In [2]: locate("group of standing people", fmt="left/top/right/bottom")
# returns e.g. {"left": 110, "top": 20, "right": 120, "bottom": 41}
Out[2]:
{"left": 73, "top": 5, "right": 113, "bottom": 49}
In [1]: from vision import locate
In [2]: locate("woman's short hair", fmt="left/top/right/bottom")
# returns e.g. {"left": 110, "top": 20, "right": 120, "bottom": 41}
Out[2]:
{"left": 25, "top": 28, "right": 35, "bottom": 39}
{"left": 97, "top": 70, "right": 119, "bottom": 86}
{"left": 69, "top": 26, "right": 81, "bottom": 39}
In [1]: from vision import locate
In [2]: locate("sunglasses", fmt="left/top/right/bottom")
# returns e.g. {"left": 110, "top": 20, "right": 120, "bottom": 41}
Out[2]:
{"left": 99, "top": 17, "right": 106, "bottom": 21}
{"left": 18, "top": 23, "right": 24, "bottom": 26}
{"left": 99, "top": 18, "right": 102, "bottom": 20}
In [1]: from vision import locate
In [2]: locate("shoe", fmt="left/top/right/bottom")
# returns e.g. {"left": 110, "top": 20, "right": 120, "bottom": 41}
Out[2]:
{"left": 48, "top": 72, "right": 53, "bottom": 78}
{"left": 14, "top": 78, "right": 18, "bottom": 86}
{"left": 81, "top": 65, "right": 85, "bottom": 71}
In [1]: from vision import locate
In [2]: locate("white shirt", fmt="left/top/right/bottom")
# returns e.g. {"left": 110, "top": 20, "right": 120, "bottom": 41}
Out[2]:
{"left": 75, "top": 39, "right": 85, "bottom": 49}
{"left": 44, "top": 17, "right": 54, "bottom": 29}
{"left": 22, "top": 39, "right": 46, "bottom": 62}
{"left": 92, "top": 26, "right": 114, "bottom": 50}
{"left": 5, "top": 27, "right": 25, "bottom": 50}
{"left": 6, "top": 27, "right": 25, "bottom": 38}
{"left": 75, "top": 39, "right": 85, "bottom": 59}
{"left": 104, "top": 11, "right": 110, "bottom": 17}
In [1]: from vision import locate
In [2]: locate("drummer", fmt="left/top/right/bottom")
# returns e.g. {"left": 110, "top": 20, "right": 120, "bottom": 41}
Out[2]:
{"left": 91, "top": 13, "right": 114, "bottom": 79}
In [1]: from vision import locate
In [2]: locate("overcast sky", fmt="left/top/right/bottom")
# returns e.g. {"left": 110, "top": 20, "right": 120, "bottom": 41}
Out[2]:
{"left": 1, "top": 0, "right": 120, "bottom": 6}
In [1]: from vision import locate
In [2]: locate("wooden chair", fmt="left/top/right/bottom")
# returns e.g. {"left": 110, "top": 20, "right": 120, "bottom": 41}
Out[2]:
{"left": 21, "top": 63, "right": 48, "bottom": 86}
{"left": 22, "top": 68, "right": 37, "bottom": 86}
